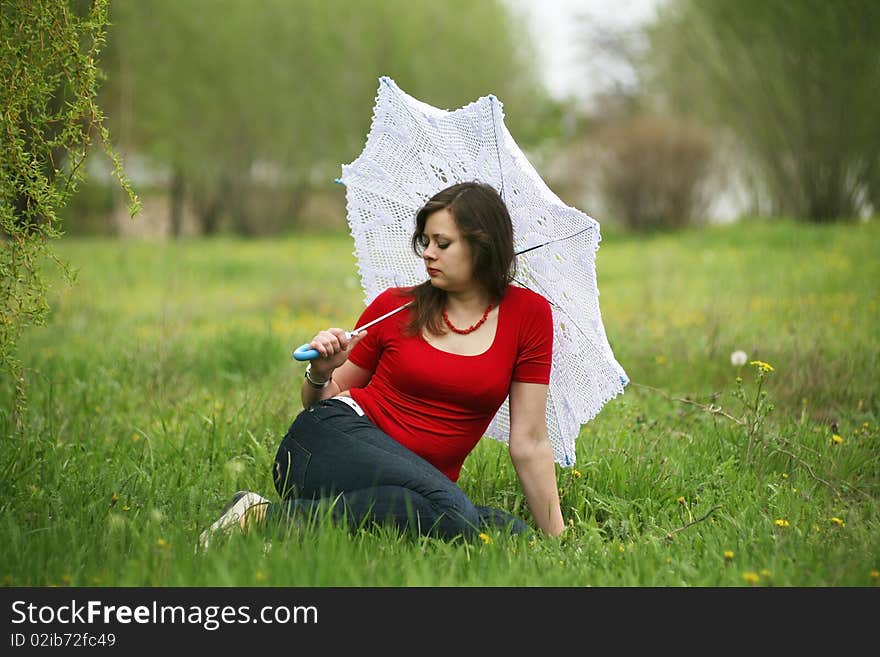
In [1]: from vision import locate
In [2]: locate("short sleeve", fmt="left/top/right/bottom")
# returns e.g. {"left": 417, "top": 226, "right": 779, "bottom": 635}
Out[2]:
{"left": 347, "top": 289, "right": 402, "bottom": 373}
{"left": 512, "top": 292, "right": 553, "bottom": 384}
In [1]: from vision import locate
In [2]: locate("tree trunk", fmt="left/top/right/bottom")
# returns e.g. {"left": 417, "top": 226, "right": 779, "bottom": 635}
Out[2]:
{"left": 168, "top": 170, "right": 185, "bottom": 238}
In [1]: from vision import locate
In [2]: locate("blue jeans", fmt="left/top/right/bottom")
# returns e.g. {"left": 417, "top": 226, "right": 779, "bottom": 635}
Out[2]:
{"left": 268, "top": 398, "right": 529, "bottom": 540}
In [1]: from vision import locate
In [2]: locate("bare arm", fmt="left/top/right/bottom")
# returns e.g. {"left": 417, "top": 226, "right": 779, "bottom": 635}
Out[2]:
{"left": 508, "top": 380, "right": 566, "bottom": 536}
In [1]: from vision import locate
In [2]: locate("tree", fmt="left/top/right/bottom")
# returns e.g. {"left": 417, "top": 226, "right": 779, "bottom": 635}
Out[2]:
{"left": 642, "top": 0, "right": 880, "bottom": 221}
{"left": 0, "top": 0, "right": 138, "bottom": 433}
{"left": 99, "top": 0, "right": 553, "bottom": 236}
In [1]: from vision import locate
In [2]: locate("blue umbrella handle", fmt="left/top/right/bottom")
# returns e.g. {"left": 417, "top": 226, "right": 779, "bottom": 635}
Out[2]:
{"left": 293, "top": 331, "right": 355, "bottom": 361}
{"left": 293, "top": 344, "right": 320, "bottom": 361}
{"left": 291, "top": 303, "right": 410, "bottom": 363}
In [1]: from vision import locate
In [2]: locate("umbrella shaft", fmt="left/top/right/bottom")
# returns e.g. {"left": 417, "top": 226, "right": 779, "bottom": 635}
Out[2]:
{"left": 348, "top": 301, "right": 412, "bottom": 337}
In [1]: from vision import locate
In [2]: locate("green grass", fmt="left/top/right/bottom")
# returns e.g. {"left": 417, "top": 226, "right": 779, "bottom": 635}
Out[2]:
{"left": 2, "top": 218, "right": 878, "bottom": 586}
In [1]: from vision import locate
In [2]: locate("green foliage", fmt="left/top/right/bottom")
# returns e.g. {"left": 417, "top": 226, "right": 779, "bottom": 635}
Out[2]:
{"left": 99, "top": 0, "right": 555, "bottom": 236}
{"left": 1, "top": 220, "right": 877, "bottom": 586}
{"left": 0, "top": 0, "right": 138, "bottom": 432}
{"left": 590, "top": 116, "right": 715, "bottom": 231}
{"left": 642, "top": 0, "right": 880, "bottom": 221}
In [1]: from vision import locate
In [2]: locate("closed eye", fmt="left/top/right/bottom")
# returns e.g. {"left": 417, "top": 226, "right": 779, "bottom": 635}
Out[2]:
{"left": 418, "top": 234, "right": 450, "bottom": 250}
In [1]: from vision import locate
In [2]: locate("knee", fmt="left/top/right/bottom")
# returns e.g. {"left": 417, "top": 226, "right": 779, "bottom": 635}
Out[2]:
{"left": 273, "top": 414, "right": 316, "bottom": 500}
{"left": 429, "top": 495, "right": 480, "bottom": 539}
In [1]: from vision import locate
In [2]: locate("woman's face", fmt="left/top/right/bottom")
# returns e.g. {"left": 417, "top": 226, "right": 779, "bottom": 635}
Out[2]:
{"left": 421, "top": 208, "right": 475, "bottom": 292}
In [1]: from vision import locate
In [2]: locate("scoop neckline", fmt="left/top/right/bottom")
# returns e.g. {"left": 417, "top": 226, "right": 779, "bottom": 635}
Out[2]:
{"left": 419, "top": 298, "right": 502, "bottom": 358}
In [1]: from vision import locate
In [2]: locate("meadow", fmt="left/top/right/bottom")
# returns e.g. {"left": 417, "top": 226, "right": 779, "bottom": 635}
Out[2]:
{"left": 1, "top": 218, "right": 878, "bottom": 586}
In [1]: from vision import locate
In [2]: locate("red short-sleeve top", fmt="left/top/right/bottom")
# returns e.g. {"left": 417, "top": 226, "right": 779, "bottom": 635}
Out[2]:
{"left": 347, "top": 284, "right": 553, "bottom": 481}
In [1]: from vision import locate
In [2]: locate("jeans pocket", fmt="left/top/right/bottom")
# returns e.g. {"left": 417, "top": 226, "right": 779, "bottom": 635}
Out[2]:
{"left": 273, "top": 437, "right": 312, "bottom": 500}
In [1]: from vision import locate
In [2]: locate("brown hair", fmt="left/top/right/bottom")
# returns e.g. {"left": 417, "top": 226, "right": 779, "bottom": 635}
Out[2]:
{"left": 401, "top": 181, "right": 515, "bottom": 336}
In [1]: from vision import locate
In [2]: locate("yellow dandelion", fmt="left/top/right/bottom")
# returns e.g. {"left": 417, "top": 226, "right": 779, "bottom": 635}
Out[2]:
{"left": 618, "top": 544, "right": 625, "bottom": 553}
{"left": 478, "top": 532, "right": 492, "bottom": 545}
{"left": 832, "top": 434, "right": 843, "bottom": 445}
{"left": 131, "top": 433, "right": 141, "bottom": 442}
{"left": 572, "top": 469, "right": 582, "bottom": 479}
{"left": 742, "top": 571, "right": 760, "bottom": 584}
{"left": 568, "top": 518, "right": 574, "bottom": 527}
{"left": 156, "top": 538, "right": 169, "bottom": 548}
{"left": 110, "top": 493, "right": 119, "bottom": 505}
{"left": 94, "top": 406, "right": 102, "bottom": 414}
{"left": 781, "top": 473, "right": 788, "bottom": 479}
{"left": 3, "top": 575, "right": 12, "bottom": 586}
{"left": 60, "top": 575, "right": 71, "bottom": 585}
{"left": 760, "top": 569, "right": 772, "bottom": 578}
{"left": 831, "top": 517, "right": 845, "bottom": 527}
{"left": 774, "top": 518, "right": 790, "bottom": 528}
{"left": 121, "top": 505, "right": 130, "bottom": 512}
{"left": 749, "top": 360, "right": 774, "bottom": 372}
{"left": 255, "top": 570, "right": 266, "bottom": 583}
{"left": 723, "top": 550, "right": 734, "bottom": 561}
{"left": 677, "top": 496, "right": 686, "bottom": 505}
{"left": 871, "top": 570, "right": 879, "bottom": 580}
{"left": 655, "top": 355, "right": 666, "bottom": 365}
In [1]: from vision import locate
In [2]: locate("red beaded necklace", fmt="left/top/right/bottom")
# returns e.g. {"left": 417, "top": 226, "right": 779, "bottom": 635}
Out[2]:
{"left": 442, "top": 303, "right": 494, "bottom": 335}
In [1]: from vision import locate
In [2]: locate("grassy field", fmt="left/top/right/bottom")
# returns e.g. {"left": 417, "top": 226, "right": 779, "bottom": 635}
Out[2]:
{"left": 1, "top": 218, "right": 878, "bottom": 586}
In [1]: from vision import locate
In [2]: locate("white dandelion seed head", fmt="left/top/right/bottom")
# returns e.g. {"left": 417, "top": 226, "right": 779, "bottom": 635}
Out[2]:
{"left": 224, "top": 459, "right": 246, "bottom": 476}
{"left": 730, "top": 350, "right": 748, "bottom": 366}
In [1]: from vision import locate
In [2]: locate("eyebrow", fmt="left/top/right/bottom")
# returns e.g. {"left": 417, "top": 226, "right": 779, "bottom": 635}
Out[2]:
{"left": 429, "top": 233, "right": 452, "bottom": 239}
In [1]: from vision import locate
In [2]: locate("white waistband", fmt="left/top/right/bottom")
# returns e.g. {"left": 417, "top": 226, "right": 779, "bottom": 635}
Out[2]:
{"left": 331, "top": 395, "right": 365, "bottom": 416}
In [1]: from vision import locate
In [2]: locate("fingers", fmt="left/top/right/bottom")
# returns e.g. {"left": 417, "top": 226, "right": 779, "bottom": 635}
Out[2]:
{"left": 309, "top": 328, "right": 344, "bottom": 358}
{"left": 309, "top": 328, "right": 367, "bottom": 359}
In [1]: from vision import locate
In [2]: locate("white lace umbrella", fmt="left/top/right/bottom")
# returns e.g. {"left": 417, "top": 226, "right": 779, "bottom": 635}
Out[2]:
{"left": 338, "top": 76, "right": 628, "bottom": 466}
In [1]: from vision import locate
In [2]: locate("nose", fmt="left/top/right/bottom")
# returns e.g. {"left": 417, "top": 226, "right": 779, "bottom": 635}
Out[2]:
{"left": 423, "top": 246, "right": 437, "bottom": 261}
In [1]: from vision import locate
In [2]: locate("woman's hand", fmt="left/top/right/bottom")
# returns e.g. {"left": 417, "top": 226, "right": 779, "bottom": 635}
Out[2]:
{"left": 307, "top": 328, "right": 367, "bottom": 378}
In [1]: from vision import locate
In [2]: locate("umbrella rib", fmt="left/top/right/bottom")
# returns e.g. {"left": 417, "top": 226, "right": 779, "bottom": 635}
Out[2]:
{"left": 489, "top": 96, "right": 505, "bottom": 202}
{"left": 513, "top": 225, "right": 596, "bottom": 342}
{"left": 514, "top": 226, "right": 593, "bottom": 256}
{"left": 381, "top": 78, "right": 458, "bottom": 188}
{"left": 512, "top": 275, "right": 594, "bottom": 349}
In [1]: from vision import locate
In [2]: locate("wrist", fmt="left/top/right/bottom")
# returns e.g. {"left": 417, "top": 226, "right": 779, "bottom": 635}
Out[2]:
{"left": 305, "top": 363, "right": 333, "bottom": 388}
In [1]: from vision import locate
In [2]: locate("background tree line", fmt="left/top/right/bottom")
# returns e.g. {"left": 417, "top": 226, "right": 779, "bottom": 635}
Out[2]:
{"left": 93, "top": 0, "right": 556, "bottom": 237}
{"left": 553, "top": 0, "right": 879, "bottom": 230}
{"left": 54, "top": 0, "right": 880, "bottom": 238}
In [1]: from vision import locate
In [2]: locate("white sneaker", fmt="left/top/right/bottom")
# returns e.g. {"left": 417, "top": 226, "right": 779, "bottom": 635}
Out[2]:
{"left": 198, "top": 491, "right": 270, "bottom": 551}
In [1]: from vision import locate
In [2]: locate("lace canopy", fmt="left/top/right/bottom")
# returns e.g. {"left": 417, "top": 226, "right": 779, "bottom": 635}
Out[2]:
{"left": 339, "top": 77, "right": 628, "bottom": 466}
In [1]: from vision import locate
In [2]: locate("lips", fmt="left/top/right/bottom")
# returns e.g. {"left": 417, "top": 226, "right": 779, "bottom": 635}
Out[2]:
{"left": 427, "top": 267, "right": 440, "bottom": 276}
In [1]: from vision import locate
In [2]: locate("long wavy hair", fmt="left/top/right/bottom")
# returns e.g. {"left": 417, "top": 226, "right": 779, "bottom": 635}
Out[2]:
{"left": 400, "top": 181, "right": 516, "bottom": 336}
